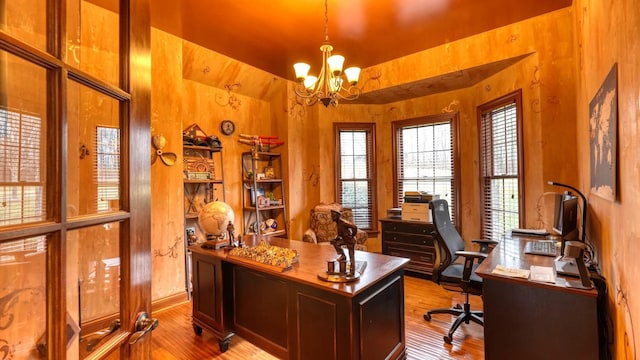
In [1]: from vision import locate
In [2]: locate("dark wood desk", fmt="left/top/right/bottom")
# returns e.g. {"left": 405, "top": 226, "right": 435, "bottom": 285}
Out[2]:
{"left": 476, "top": 235, "right": 599, "bottom": 360}
{"left": 189, "top": 236, "right": 410, "bottom": 360}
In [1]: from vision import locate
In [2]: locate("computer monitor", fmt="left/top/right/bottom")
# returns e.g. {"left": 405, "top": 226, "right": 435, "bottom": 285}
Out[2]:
{"left": 552, "top": 192, "right": 579, "bottom": 256}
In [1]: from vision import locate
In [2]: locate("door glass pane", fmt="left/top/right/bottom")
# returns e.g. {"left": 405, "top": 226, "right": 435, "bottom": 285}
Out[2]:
{"left": 66, "top": 80, "right": 121, "bottom": 217}
{"left": 67, "top": 222, "right": 121, "bottom": 357}
{"left": 0, "top": 236, "right": 47, "bottom": 358}
{"left": 67, "top": 0, "right": 121, "bottom": 86}
{"left": 0, "top": 50, "right": 48, "bottom": 226}
{"left": 0, "top": 0, "right": 46, "bottom": 52}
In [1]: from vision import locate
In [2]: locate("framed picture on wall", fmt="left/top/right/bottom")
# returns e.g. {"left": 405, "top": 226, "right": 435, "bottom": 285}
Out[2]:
{"left": 589, "top": 63, "right": 618, "bottom": 201}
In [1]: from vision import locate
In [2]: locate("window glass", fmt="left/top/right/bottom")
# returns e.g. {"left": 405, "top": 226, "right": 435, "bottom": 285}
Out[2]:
{"left": 0, "top": 236, "right": 47, "bottom": 357}
{"left": 0, "top": 0, "right": 47, "bottom": 52}
{"left": 66, "top": 80, "right": 121, "bottom": 217}
{"left": 67, "top": 222, "right": 121, "bottom": 357}
{"left": 0, "top": 50, "right": 48, "bottom": 226}
{"left": 67, "top": 0, "right": 121, "bottom": 86}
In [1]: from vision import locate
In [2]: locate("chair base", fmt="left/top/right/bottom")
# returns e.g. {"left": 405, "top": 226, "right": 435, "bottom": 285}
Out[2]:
{"left": 423, "top": 294, "right": 483, "bottom": 344}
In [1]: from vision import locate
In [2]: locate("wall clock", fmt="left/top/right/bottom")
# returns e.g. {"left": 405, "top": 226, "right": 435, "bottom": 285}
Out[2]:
{"left": 220, "top": 120, "right": 235, "bottom": 135}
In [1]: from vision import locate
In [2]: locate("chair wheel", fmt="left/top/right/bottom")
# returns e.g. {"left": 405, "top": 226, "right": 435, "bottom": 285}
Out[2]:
{"left": 444, "top": 335, "right": 453, "bottom": 344}
{"left": 454, "top": 304, "right": 462, "bottom": 310}
{"left": 424, "top": 313, "right": 431, "bottom": 321}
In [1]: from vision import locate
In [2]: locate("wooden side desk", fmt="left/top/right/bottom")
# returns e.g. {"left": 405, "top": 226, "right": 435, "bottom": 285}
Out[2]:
{"left": 189, "top": 236, "right": 410, "bottom": 360}
{"left": 476, "top": 235, "right": 599, "bottom": 360}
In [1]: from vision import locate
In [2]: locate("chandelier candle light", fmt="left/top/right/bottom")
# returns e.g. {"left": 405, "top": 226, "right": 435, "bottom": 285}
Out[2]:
{"left": 293, "top": 0, "right": 361, "bottom": 107}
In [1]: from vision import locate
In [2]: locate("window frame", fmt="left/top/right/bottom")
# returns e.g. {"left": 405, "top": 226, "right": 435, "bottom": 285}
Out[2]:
{"left": 392, "top": 113, "right": 460, "bottom": 225}
{"left": 334, "top": 122, "right": 377, "bottom": 232}
{"left": 477, "top": 90, "right": 525, "bottom": 240}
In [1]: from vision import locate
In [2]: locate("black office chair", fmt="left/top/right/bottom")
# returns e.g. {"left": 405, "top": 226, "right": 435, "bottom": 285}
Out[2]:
{"left": 423, "top": 199, "right": 498, "bottom": 344}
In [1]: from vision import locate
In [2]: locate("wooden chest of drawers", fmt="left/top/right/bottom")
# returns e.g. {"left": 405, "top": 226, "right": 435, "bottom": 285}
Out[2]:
{"left": 380, "top": 219, "right": 436, "bottom": 279}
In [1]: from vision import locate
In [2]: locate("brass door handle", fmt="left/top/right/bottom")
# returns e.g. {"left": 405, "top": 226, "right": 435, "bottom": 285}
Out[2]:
{"left": 81, "top": 319, "right": 121, "bottom": 351}
{"left": 128, "top": 312, "right": 159, "bottom": 345}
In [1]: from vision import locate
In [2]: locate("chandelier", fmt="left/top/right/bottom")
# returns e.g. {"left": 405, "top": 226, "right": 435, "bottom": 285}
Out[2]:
{"left": 293, "top": 0, "right": 361, "bottom": 108}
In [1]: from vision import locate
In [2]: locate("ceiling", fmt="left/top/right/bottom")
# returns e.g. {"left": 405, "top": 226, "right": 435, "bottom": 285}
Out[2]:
{"left": 146, "top": 0, "right": 572, "bottom": 103}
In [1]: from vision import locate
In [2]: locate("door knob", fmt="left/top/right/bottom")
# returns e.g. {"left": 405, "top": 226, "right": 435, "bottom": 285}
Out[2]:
{"left": 128, "top": 312, "right": 158, "bottom": 345}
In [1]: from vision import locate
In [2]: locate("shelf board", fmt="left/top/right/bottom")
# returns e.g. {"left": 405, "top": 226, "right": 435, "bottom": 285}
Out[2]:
{"left": 184, "top": 179, "right": 223, "bottom": 184}
{"left": 243, "top": 179, "right": 282, "bottom": 184}
{"left": 243, "top": 229, "right": 286, "bottom": 237}
{"left": 243, "top": 205, "right": 285, "bottom": 211}
{"left": 183, "top": 144, "right": 222, "bottom": 152}
{"left": 186, "top": 213, "right": 199, "bottom": 219}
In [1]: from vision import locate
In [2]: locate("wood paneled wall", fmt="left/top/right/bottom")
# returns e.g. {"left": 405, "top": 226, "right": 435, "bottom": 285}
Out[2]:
{"left": 574, "top": 0, "right": 640, "bottom": 357}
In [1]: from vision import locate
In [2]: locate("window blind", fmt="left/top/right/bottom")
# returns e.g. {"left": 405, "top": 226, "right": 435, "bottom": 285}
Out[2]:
{"left": 479, "top": 97, "right": 521, "bottom": 241}
{"left": 335, "top": 124, "right": 376, "bottom": 230}
{"left": 394, "top": 117, "right": 456, "bottom": 224}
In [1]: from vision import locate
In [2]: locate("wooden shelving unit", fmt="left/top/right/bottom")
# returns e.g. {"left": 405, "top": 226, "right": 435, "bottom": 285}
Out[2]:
{"left": 241, "top": 150, "right": 288, "bottom": 237}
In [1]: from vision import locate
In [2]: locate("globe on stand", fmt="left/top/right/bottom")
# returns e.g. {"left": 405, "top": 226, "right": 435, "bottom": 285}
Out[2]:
{"left": 198, "top": 201, "right": 235, "bottom": 249}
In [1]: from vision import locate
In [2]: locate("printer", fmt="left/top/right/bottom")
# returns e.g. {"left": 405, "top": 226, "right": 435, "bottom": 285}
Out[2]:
{"left": 401, "top": 191, "right": 438, "bottom": 222}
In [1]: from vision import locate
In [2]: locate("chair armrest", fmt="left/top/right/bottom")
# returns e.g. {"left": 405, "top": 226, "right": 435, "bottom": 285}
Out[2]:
{"left": 472, "top": 239, "right": 499, "bottom": 254}
{"left": 472, "top": 239, "right": 499, "bottom": 245}
{"left": 455, "top": 251, "right": 488, "bottom": 283}
{"left": 455, "top": 250, "right": 488, "bottom": 260}
{"left": 302, "top": 229, "right": 318, "bottom": 244}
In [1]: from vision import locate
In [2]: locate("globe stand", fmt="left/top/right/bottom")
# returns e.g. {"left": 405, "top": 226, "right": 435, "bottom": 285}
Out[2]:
{"left": 201, "top": 234, "right": 228, "bottom": 250}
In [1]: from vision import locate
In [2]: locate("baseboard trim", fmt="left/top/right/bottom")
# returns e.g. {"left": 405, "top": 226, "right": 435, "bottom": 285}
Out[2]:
{"left": 152, "top": 292, "right": 189, "bottom": 313}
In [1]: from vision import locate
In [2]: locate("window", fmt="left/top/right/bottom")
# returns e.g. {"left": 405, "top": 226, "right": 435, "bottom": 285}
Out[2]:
{"left": 0, "top": 107, "right": 45, "bottom": 226}
{"left": 96, "top": 126, "right": 120, "bottom": 212}
{"left": 478, "top": 90, "right": 524, "bottom": 241}
{"left": 393, "top": 113, "right": 459, "bottom": 223}
{"left": 335, "top": 123, "right": 376, "bottom": 231}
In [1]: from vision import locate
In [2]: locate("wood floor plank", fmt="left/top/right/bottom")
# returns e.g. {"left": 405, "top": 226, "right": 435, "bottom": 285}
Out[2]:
{"left": 151, "top": 276, "right": 484, "bottom": 359}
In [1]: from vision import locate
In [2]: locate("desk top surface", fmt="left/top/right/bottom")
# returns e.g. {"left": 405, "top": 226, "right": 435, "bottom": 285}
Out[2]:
{"left": 475, "top": 235, "right": 598, "bottom": 296}
{"left": 190, "top": 235, "right": 410, "bottom": 297}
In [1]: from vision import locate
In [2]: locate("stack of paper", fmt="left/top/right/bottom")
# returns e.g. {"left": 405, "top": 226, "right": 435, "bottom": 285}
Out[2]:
{"left": 492, "top": 264, "right": 530, "bottom": 279}
{"left": 529, "top": 265, "right": 556, "bottom": 283}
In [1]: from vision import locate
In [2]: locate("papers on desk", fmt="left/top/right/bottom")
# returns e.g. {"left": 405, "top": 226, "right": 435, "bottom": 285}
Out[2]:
{"left": 492, "top": 264, "right": 530, "bottom": 279}
{"left": 529, "top": 265, "right": 556, "bottom": 283}
{"left": 492, "top": 264, "right": 557, "bottom": 283}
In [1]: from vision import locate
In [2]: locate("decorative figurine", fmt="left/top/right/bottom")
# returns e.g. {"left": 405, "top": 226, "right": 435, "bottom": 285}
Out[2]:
{"left": 317, "top": 209, "right": 366, "bottom": 282}
{"left": 227, "top": 221, "right": 235, "bottom": 246}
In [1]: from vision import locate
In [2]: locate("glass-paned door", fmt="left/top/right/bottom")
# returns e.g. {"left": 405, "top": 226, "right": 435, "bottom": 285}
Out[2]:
{"left": 0, "top": 0, "right": 151, "bottom": 358}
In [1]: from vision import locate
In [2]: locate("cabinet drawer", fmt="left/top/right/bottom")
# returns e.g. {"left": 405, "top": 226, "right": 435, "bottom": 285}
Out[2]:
{"left": 382, "top": 231, "right": 434, "bottom": 246}
{"left": 381, "top": 221, "right": 433, "bottom": 235}
{"left": 386, "top": 243, "right": 434, "bottom": 265}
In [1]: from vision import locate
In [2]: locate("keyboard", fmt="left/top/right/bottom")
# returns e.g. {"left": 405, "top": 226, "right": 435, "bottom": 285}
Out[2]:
{"left": 523, "top": 241, "right": 558, "bottom": 257}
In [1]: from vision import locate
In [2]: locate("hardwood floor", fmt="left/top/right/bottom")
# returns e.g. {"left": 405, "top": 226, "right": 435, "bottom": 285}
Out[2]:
{"left": 151, "top": 276, "right": 484, "bottom": 359}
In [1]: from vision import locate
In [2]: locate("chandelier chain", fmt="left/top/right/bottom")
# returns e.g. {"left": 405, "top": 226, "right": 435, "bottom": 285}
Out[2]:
{"left": 324, "top": 0, "right": 329, "bottom": 42}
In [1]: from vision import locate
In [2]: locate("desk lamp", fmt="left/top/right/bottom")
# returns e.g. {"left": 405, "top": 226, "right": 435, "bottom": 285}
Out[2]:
{"left": 561, "top": 241, "right": 592, "bottom": 289}
{"left": 547, "top": 181, "right": 587, "bottom": 242}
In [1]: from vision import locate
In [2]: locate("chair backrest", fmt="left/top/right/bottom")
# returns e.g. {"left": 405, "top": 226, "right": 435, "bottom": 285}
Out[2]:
{"left": 430, "top": 199, "right": 465, "bottom": 268}
{"left": 309, "top": 203, "right": 354, "bottom": 243}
